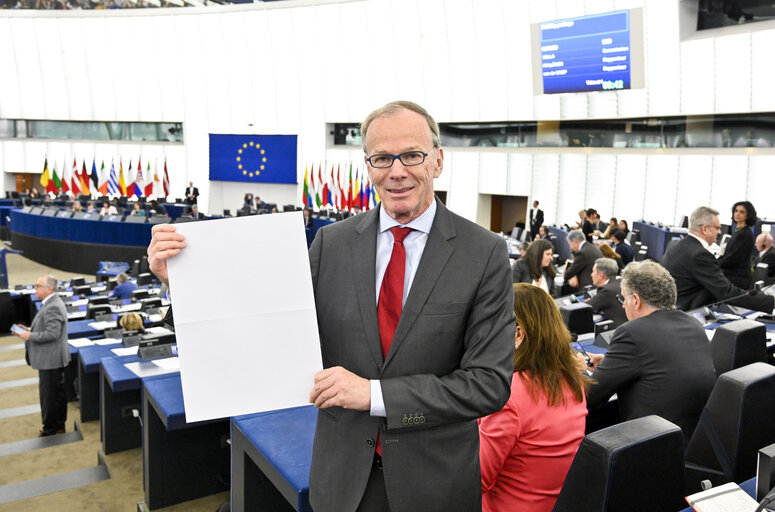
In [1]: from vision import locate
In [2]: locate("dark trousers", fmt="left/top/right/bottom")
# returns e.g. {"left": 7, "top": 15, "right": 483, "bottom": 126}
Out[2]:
{"left": 39, "top": 367, "right": 67, "bottom": 435}
{"left": 356, "top": 456, "right": 390, "bottom": 512}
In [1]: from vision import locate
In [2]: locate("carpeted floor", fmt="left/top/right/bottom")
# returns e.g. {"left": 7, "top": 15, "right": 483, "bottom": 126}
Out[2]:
{"left": 0, "top": 251, "right": 228, "bottom": 511}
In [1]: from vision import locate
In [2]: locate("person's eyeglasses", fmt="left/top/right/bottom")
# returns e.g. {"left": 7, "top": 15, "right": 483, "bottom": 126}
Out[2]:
{"left": 366, "top": 151, "right": 429, "bottom": 168}
{"left": 703, "top": 224, "right": 722, "bottom": 232}
{"left": 616, "top": 293, "right": 626, "bottom": 305}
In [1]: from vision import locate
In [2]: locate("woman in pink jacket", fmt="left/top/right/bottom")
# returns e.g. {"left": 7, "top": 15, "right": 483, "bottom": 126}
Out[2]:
{"left": 479, "top": 283, "right": 589, "bottom": 512}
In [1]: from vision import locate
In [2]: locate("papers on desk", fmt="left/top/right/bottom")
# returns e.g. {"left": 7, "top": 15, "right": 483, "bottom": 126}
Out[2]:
{"left": 685, "top": 482, "right": 758, "bottom": 511}
{"left": 88, "top": 320, "right": 117, "bottom": 330}
{"left": 68, "top": 298, "right": 89, "bottom": 307}
{"left": 111, "top": 303, "right": 142, "bottom": 313}
{"left": 167, "top": 212, "right": 322, "bottom": 422}
{"left": 94, "top": 337, "right": 121, "bottom": 346}
{"left": 145, "top": 326, "right": 173, "bottom": 336}
{"left": 152, "top": 357, "right": 180, "bottom": 371}
{"left": 69, "top": 338, "right": 94, "bottom": 348}
{"left": 67, "top": 311, "right": 87, "bottom": 320}
{"left": 111, "top": 346, "right": 138, "bottom": 356}
{"left": 124, "top": 360, "right": 179, "bottom": 379}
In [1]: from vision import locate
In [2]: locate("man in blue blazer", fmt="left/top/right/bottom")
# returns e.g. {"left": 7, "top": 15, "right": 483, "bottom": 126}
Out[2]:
{"left": 147, "top": 101, "right": 515, "bottom": 512}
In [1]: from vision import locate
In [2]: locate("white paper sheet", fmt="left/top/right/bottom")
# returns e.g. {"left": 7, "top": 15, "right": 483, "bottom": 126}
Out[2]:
{"left": 685, "top": 482, "right": 758, "bottom": 511}
{"left": 152, "top": 357, "right": 180, "bottom": 371}
{"left": 94, "top": 337, "right": 121, "bottom": 346}
{"left": 124, "top": 361, "right": 177, "bottom": 379}
{"left": 145, "top": 326, "right": 173, "bottom": 335}
{"left": 112, "top": 303, "right": 142, "bottom": 313}
{"left": 88, "top": 321, "right": 117, "bottom": 330}
{"left": 167, "top": 212, "right": 322, "bottom": 422}
{"left": 111, "top": 346, "right": 138, "bottom": 356}
{"left": 69, "top": 298, "right": 89, "bottom": 307}
{"left": 68, "top": 338, "right": 94, "bottom": 348}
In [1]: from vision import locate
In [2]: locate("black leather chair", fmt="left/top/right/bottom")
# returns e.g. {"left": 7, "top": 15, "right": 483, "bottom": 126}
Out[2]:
{"left": 132, "top": 289, "right": 149, "bottom": 301}
{"left": 559, "top": 303, "right": 594, "bottom": 335}
{"left": 710, "top": 319, "right": 766, "bottom": 376}
{"left": 86, "top": 304, "right": 111, "bottom": 319}
{"left": 553, "top": 415, "right": 686, "bottom": 512}
{"left": 0, "top": 291, "right": 14, "bottom": 332}
{"left": 685, "top": 362, "right": 775, "bottom": 492}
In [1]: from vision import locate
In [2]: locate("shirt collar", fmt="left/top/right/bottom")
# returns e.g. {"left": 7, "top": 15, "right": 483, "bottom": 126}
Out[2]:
{"left": 41, "top": 293, "right": 55, "bottom": 305}
{"left": 378, "top": 199, "right": 437, "bottom": 235}
{"left": 689, "top": 232, "right": 710, "bottom": 250}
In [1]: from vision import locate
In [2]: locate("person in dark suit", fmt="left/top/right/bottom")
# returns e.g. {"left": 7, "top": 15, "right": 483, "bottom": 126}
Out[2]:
{"left": 586, "top": 261, "right": 716, "bottom": 441}
{"left": 718, "top": 201, "right": 756, "bottom": 289}
{"left": 662, "top": 206, "right": 774, "bottom": 312}
{"left": 586, "top": 258, "right": 627, "bottom": 327}
{"left": 753, "top": 233, "right": 775, "bottom": 283}
{"left": 529, "top": 200, "right": 544, "bottom": 239}
{"left": 564, "top": 229, "right": 604, "bottom": 290}
{"left": 512, "top": 239, "right": 556, "bottom": 296}
{"left": 302, "top": 208, "right": 313, "bottom": 229}
{"left": 147, "top": 101, "right": 515, "bottom": 512}
{"left": 184, "top": 181, "right": 199, "bottom": 205}
{"left": 14, "top": 276, "right": 71, "bottom": 437}
{"left": 191, "top": 204, "right": 206, "bottom": 220}
{"left": 610, "top": 229, "right": 634, "bottom": 265}
{"left": 581, "top": 209, "right": 597, "bottom": 243}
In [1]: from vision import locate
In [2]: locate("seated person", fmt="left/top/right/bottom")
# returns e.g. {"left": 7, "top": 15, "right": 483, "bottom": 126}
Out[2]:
{"left": 595, "top": 217, "right": 618, "bottom": 239}
{"left": 753, "top": 233, "right": 775, "bottom": 283}
{"left": 99, "top": 201, "right": 118, "bottom": 216}
{"left": 662, "top": 206, "right": 774, "bottom": 312}
{"left": 72, "top": 201, "right": 83, "bottom": 212}
{"left": 586, "top": 261, "right": 716, "bottom": 440}
{"left": 149, "top": 200, "right": 168, "bottom": 216}
{"left": 110, "top": 273, "right": 138, "bottom": 300}
{"left": 610, "top": 229, "right": 633, "bottom": 265}
{"left": 479, "top": 283, "right": 588, "bottom": 512}
{"left": 617, "top": 219, "right": 629, "bottom": 238}
{"left": 586, "top": 258, "right": 628, "bottom": 328}
{"left": 86, "top": 202, "right": 96, "bottom": 214}
{"left": 130, "top": 202, "right": 146, "bottom": 216}
{"left": 512, "top": 239, "right": 556, "bottom": 296}
{"left": 191, "top": 204, "right": 206, "bottom": 220}
{"left": 535, "top": 225, "right": 557, "bottom": 251}
{"left": 599, "top": 243, "right": 624, "bottom": 271}
{"left": 564, "top": 230, "right": 603, "bottom": 290}
{"left": 119, "top": 312, "right": 144, "bottom": 333}
{"left": 303, "top": 208, "right": 313, "bottom": 229}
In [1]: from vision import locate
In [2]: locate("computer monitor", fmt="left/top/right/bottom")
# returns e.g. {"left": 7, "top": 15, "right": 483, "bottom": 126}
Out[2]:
{"left": 42, "top": 208, "right": 59, "bottom": 217}
{"left": 70, "top": 277, "right": 86, "bottom": 287}
{"left": 720, "top": 233, "right": 731, "bottom": 248}
{"left": 679, "top": 215, "right": 689, "bottom": 228}
{"left": 56, "top": 210, "right": 73, "bottom": 218}
{"left": 125, "top": 215, "right": 147, "bottom": 224}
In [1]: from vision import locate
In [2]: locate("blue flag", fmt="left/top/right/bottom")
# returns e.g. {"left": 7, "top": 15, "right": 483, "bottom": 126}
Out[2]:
{"left": 209, "top": 134, "right": 298, "bottom": 184}
{"left": 107, "top": 161, "right": 119, "bottom": 197}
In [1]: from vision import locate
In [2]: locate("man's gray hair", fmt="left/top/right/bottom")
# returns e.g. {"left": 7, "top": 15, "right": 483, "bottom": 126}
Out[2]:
{"left": 689, "top": 206, "right": 719, "bottom": 232}
{"left": 567, "top": 230, "right": 585, "bottom": 243}
{"left": 117, "top": 273, "right": 129, "bottom": 284}
{"left": 621, "top": 261, "right": 677, "bottom": 311}
{"left": 42, "top": 275, "right": 57, "bottom": 289}
{"left": 594, "top": 258, "right": 619, "bottom": 280}
{"left": 361, "top": 100, "right": 441, "bottom": 153}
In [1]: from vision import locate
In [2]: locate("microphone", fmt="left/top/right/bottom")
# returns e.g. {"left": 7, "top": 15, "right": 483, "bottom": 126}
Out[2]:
{"left": 703, "top": 286, "right": 760, "bottom": 310}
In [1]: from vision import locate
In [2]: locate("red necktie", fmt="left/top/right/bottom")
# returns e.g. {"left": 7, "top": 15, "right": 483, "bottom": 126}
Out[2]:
{"left": 378, "top": 226, "right": 413, "bottom": 360}
{"left": 376, "top": 226, "right": 412, "bottom": 456}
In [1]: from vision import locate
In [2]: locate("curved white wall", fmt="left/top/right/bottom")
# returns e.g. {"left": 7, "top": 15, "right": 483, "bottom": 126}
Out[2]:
{"left": 1, "top": 0, "right": 775, "bottom": 224}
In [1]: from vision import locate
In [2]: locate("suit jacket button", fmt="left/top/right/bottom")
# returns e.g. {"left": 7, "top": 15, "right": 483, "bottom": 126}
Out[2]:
{"left": 419, "top": 416, "right": 426, "bottom": 423}
{"left": 366, "top": 438, "right": 375, "bottom": 447}
{"left": 402, "top": 415, "right": 409, "bottom": 425}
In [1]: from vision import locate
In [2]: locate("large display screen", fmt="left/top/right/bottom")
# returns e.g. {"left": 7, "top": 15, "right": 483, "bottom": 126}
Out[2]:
{"left": 531, "top": 9, "right": 644, "bottom": 95}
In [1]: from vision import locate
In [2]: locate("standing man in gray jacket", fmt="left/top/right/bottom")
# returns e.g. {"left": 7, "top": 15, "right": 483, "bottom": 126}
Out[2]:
{"left": 15, "top": 275, "right": 70, "bottom": 437}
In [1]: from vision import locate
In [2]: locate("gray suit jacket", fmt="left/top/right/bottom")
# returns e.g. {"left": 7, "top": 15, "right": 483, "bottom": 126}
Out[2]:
{"left": 28, "top": 294, "right": 70, "bottom": 370}
{"left": 308, "top": 200, "right": 515, "bottom": 512}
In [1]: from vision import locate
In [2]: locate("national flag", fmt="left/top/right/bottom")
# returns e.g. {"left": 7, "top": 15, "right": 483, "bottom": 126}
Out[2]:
{"left": 302, "top": 165, "right": 311, "bottom": 207}
{"left": 70, "top": 158, "right": 80, "bottom": 195}
{"left": 144, "top": 162, "right": 154, "bottom": 197}
{"left": 40, "top": 157, "right": 51, "bottom": 189}
{"left": 347, "top": 163, "right": 354, "bottom": 211}
{"left": 98, "top": 161, "right": 108, "bottom": 196}
{"left": 352, "top": 167, "right": 361, "bottom": 210}
{"left": 118, "top": 159, "right": 127, "bottom": 196}
{"left": 163, "top": 160, "right": 170, "bottom": 197}
{"left": 314, "top": 164, "right": 322, "bottom": 208}
{"left": 363, "top": 175, "right": 371, "bottom": 211}
{"left": 51, "top": 161, "right": 62, "bottom": 191}
{"left": 336, "top": 164, "right": 343, "bottom": 210}
{"left": 153, "top": 164, "right": 162, "bottom": 198}
{"left": 321, "top": 165, "right": 329, "bottom": 208}
{"left": 133, "top": 158, "right": 144, "bottom": 198}
{"left": 107, "top": 161, "right": 119, "bottom": 197}
{"left": 61, "top": 159, "right": 70, "bottom": 194}
{"left": 80, "top": 160, "right": 89, "bottom": 194}
{"left": 327, "top": 164, "right": 334, "bottom": 207}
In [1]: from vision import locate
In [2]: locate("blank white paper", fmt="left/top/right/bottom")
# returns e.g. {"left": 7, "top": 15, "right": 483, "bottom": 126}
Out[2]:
{"left": 167, "top": 212, "right": 322, "bottom": 422}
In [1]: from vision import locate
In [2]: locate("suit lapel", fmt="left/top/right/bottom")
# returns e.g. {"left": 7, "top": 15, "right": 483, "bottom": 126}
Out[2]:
{"left": 383, "top": 201, "right": 456, "bottom": 370}
{"left": 349, "top": 209, "right": 383, "bottom": 369}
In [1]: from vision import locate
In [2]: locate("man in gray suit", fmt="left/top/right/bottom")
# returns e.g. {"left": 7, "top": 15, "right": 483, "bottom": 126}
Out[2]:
{"left": 15, "top": 275, "right": 70, "bottom": 436}
{"left": 147, "top": 101, "right": 515, "bottom": 511}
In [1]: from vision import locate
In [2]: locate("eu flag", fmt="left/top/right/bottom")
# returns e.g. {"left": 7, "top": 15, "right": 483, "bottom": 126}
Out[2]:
{"left": 209, "top": 134, "right": 298, "bottom": 184}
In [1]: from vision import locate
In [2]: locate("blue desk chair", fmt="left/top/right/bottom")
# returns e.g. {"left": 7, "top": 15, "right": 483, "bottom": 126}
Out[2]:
{"left": 685, "top": 362, "right": 775, "bottom": 492}
{"left": 553, "top": 415, "right": 686, "bottom": 512}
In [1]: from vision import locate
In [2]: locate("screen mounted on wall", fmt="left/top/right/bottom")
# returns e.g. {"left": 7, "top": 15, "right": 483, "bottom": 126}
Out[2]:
{"left": 531, "top": 9, "right": 644, "bottom": 95}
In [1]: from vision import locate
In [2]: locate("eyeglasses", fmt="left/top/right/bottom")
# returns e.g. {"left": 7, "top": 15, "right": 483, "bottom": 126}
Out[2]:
{"left": 703, "top": 224, "right": 722, "bottom": 232}
{"left": 616, "top": 293, "right": 626, "bottom": 305}
{"left": 366, "top": 150, "right": 430, "bottom": 168}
